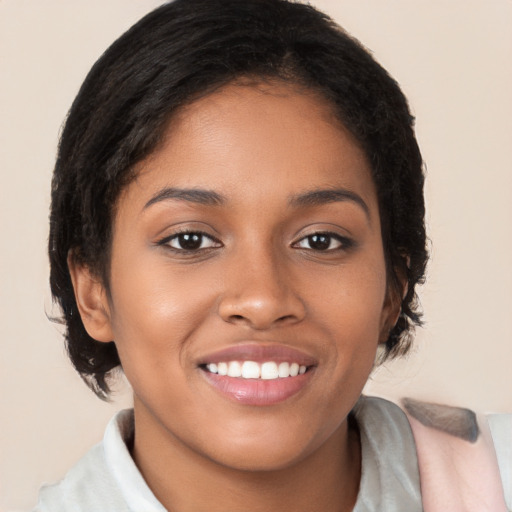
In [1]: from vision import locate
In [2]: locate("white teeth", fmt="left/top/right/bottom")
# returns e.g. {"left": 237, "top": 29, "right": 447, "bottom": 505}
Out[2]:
{"left": 261, "top": 362, "right": 279, "bottom": 380}
{"left": 205, "top": 360, "right": 309, "bottom": 379}
{"left": 241, "top": 361, "right": 260, "bottom": 379}
{"left": 278, "top": 362, "right": 290, "bottom": 378}
{"left": 217, "top": 362, "right": 228, "bottom": 376}
{"left": 227, "top": 361, "right": 242, "bottom": 377}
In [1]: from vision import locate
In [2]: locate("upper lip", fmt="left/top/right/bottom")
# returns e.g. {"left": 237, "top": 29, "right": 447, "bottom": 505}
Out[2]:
{"left": 197, "top": 343, "right": 317, "bottom": 367}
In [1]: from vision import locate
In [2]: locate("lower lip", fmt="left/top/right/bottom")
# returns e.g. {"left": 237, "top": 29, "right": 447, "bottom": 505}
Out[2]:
{"left": 202, "top": 370, "right": 313, "bottom": 406}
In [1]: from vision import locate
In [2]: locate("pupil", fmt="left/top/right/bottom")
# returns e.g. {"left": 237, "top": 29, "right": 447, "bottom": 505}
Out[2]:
{"left": 309, "top": 234, "right": 330, "bottom": 250}
{"left": 179, "top": 233, "right": 202, "bottom": 250}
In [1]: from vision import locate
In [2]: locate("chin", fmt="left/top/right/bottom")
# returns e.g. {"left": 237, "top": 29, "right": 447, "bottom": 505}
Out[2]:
{"left": 198, "top": 420, "right": 333, "bottom": 474}
{"left": 209, "top": 442, "right": 312, "bottom": 473}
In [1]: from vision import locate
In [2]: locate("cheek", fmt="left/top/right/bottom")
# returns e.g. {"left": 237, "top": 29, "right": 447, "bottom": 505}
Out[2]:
{"left": 308, "top": 255, "right": 388, "bottom": 330}
{"left": 107, "top": 258, "right": 220, "bottom": 375}
{"left": 306, "top": 254, "right": 388, "bottom": 378}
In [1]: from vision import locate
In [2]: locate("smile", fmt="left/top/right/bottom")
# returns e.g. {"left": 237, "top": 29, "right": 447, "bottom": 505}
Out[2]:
{"left": 198, "top": 344, "right": 316, "bottom": 405}
{"left": 204, "top": 361, "right": 308, "bottom": 379}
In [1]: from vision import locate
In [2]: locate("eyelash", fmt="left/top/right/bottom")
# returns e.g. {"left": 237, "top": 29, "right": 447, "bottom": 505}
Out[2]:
{"left": 157, "top": 230, "right": 353, "bottom": 254}
{"left": 292, "top": 231, "right": 354, "bottom": 252}
{"left": 157, "top": 230, "right": 222, "bottom": 253}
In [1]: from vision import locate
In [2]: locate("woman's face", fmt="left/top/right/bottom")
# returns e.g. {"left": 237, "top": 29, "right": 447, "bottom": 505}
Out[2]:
{"left": 94, "top": 82, "right": 398, "bottom": 471}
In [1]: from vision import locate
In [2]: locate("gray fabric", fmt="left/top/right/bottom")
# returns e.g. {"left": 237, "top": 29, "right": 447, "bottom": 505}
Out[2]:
{"left": 33, "top": 397, "right": 422, "bottom": 511}
{"left": 352, "top": 396, "right": 423, "bottom": 512}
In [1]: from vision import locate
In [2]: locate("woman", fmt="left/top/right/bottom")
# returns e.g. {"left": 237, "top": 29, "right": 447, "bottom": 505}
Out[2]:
{"left": 33, "top": 0, "right": 509, "bottom": 510}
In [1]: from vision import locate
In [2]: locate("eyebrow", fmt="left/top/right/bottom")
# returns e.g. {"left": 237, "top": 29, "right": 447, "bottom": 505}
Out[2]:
{"left": 289, "top": 188, "right": 370, "bottom": 219}
{"left": 143, "top": 187, "right": 225, "bottom": 210}
{"left": 143, "top": 186, "right": 370, "bottom": 220}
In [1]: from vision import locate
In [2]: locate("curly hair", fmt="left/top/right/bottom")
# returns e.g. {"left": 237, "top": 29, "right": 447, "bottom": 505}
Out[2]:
{"left": 49, "top": 0, "right": 427, "bottom": 399}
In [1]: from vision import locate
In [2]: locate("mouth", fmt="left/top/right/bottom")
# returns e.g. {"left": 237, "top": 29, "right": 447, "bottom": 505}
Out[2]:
{"left": 201, "top": 360, "right": 309, "bottom": 379}
{"left": 198, "top": 344, "right": 316, "bottom": 405}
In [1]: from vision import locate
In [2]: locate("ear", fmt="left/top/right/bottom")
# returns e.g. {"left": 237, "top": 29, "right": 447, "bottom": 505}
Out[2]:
{"left": 378, "top": 278, "right": 407, "bottom": 344}
{"left": 67, "top": 253, "right": 114, "bottom": 343}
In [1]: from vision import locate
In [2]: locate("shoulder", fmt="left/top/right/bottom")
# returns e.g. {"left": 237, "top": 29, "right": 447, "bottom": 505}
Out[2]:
{"left": 354, "top": 396, "right": 511, "bottom": 511}
{"left": 33, "top": 441, "right": 128, "bottom": 512}
{"left": 354, "top": 394, "right": 407, "bottom": 421}
{"left": 33, "top": 409, "right": 165, "bottom": 512}
{"left": 351, "top": 396, "right": 423, "bottom": 511}
{"left": 400, "top": 397, "right": 511, "bottom": 512}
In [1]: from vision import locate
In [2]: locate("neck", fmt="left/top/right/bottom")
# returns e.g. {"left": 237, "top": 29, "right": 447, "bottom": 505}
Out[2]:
{"left": 131, "top": 397, "right": 361, "bottom": 512}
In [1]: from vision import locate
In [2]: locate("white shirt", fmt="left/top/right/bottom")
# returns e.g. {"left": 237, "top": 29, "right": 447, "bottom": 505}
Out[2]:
{"left": 34, "top": 396, "right": 510, "bottom": 511}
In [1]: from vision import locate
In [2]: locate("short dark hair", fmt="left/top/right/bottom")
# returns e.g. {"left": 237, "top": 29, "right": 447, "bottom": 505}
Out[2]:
{"left": 49, "top": 0, "right": 427, "bottom": 399}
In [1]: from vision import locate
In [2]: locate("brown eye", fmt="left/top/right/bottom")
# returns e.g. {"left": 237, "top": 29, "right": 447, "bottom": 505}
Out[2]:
{"left": 166, "top": 232, "right": 221, "bottom": 251}
{"left": 294, "top": 233, "right": 350, "bottom": 251}
{"left": 307, "top": 234, "right": 331, "bottom": 251}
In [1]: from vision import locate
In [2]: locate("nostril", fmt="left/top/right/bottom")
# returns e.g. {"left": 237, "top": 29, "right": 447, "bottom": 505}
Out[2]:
{"left": 219, "top": 295, "right": 306, "bottom": 329}
{"left": 277, "top": 314, "right": 295, "bottom": 323}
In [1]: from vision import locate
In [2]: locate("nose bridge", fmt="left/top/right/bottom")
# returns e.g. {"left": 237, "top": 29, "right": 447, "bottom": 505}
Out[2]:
{"left": 218, "top": 237, "right": 305, "bottom": 328}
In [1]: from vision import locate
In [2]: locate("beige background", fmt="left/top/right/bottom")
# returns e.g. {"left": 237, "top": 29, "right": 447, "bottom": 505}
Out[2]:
{"left": 1, "top": 1, "right": 511, "bottom": 510}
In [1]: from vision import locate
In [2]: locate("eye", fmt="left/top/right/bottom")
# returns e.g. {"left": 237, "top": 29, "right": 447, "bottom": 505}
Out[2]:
{"left": 293, "top": 232, "right": 351, "bottom": 251}
{"left": 160, "top": 231, "right": 222, "bottom": 252}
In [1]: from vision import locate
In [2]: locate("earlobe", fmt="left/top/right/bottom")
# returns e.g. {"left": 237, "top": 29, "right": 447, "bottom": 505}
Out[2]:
{"left": 378, "top": 280, "right": 406, "bottom": 344}
{"left": 378, "top": 307, "right": 399, "bottom": 344}
{"left": 67, "top": 253, "right": 114, "bottom": 343}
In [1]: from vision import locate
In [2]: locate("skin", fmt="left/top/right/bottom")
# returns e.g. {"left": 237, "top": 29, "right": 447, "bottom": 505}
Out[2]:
{"left": 70, "top": 81, "right": 401, "bottom": 512}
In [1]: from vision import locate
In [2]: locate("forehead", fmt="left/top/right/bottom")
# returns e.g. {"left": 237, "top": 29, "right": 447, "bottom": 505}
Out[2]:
{"left": 123, "top": 81, "right": 377, "bottom": 214}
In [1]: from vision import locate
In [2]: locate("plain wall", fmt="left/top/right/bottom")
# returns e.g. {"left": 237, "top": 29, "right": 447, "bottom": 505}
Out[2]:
{"left": 1, "top": 1, "right": 511, "bottom": 510}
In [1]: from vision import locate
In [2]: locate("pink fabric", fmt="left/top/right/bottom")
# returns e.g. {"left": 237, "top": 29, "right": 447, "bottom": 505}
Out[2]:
{"left": 405, "top": 412, "right": 507, "bottom": 512}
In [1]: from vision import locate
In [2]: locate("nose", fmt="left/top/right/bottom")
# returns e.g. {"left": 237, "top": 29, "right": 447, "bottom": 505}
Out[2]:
{"left": 217, "top": 245, "right": 306, "bottom": 330}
